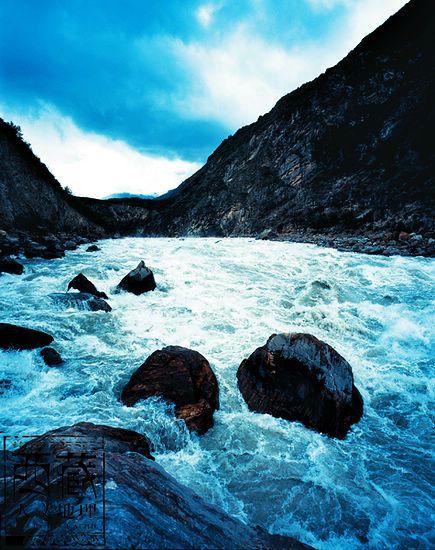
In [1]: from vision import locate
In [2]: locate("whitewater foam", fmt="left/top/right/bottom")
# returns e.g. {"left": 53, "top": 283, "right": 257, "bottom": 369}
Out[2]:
{"left": 0, "top": 237, "right": 433, "bottom": 548}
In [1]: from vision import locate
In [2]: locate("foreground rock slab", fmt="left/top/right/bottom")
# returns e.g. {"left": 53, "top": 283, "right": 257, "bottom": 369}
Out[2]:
{"left": 67, "top": 272, "right": 108, "bottom": 299}
{"left": 0, "top": 323, "right": 53, "bottom": 350}
{"left": 122, "top": 346, "right": 219, "bottom": 434}
{"left": 50, "top": 292, "right": 112, "bottom": 312}
{"left": 117, "top": 260, "right": 156, "bottom": 294}
{"left": 2, "top": 422, "right": 307, "bottom": 549}
{"left": 237, "top": 333, "right": 363, "bottom": 438}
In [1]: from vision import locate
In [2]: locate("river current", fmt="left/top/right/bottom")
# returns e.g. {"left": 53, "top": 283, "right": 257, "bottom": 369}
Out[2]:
{"left": 0, "top": 237, "right": 433, "bottom": 548}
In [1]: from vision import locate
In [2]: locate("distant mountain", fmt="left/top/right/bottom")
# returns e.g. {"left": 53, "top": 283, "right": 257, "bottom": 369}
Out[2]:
{"left": 106, "top": 192, "right": 160, "bottom": 200}
{"left": 136, "top": 0, "right": 434, "bottom": 240}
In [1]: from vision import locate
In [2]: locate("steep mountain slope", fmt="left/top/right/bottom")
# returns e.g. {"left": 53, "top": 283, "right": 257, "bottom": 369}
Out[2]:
{"left": 138, "top": 0, "right": 434, "bottom": 240}
{"left": 0, "top": 119, "right": 103, "bottom": 235}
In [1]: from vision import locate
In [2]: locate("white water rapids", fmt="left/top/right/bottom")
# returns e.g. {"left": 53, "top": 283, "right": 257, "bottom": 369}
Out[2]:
{"left": 0, "top": 237, "right": 433, "bottom": 548}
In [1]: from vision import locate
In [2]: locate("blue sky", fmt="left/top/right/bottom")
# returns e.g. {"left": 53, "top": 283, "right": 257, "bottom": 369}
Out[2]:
{"left": 0, "top": 0, "right": 406, "bottom": 197}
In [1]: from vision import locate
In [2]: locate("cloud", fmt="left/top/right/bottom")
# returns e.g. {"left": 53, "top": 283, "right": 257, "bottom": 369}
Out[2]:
{"left": 0, "top": 105, "right": 200, "bottom": 198}
{"left": 343, "top": 0, "right": 407, "bottom": 46}
{"left": 196, "top": 3, "right": 220, "bottom": 27}
{"left": 171, "top": 0, "right": 408, "bottom": 129}
{"left": 172, "top": 27, "right": 333, "bottom": 128}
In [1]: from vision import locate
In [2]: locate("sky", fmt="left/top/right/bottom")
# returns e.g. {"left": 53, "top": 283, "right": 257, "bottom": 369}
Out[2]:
{"left": 0, "top": 0, "right": 407, "bottom": 198}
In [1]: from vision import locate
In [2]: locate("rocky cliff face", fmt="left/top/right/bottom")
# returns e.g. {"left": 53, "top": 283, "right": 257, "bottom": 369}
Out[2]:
{"left": 137, "top": 0, "right": 434, "bottom": 242}
{"left": 0, "top": 119, "right": 103, "bottom": 236}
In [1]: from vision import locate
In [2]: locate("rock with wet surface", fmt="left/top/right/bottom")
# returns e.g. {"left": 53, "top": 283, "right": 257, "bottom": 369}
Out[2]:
{"left": 40, "top": 347, "right": 63, "bottom": 366}
{"left": 50, "top": 292, "right": 112, "bottom": 312}
{"left": 117, "top": 260, "right": 156, "bottom": 295}
{"left": 121, "top": 346, "right": 219, "bottom": 434}
{"left": 86, "top": 244, "right": 100, "bottom": 252}
{"left": 237, "top": 333, "right": 363, "bottom": 438}
{"left": 0, "top": 323, "right": 53, "bottom": 350}
{"left": 2, "top": 422, "right": 308, "bottom": 549}
{"left": 0, "top": 257, "right": 24, "bottom": 275}
{"left": 67, "top": 273, "right": 108, "bottom": 299}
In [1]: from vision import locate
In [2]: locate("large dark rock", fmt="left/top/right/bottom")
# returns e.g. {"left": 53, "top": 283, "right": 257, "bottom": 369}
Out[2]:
{"left": 2, "top": 422, "right": 307, "bottom": 549}
{"left": 40, "top": 347, "right": 63, "bottom": 366}
{"left": 237, "top": 333, "right": 363, "bottom": 438}
{"left": 86, "top": 244, "right": 100, "bottom": 252}
{"left": 0, "top": 323, "right": 53, "bottom": 350}
{"left": 121, "top": 346, "right": 219, "bottom": 434}
{"left": 117, "top": 261, "right": 156, "bottom": 295}
{"left": 0, "top": 257, "right": 24, "bottom": 275}
{"left": 50, "top": 292, "right": 112, "bottom": 312}
{"left": 67, "top": 273, "right": 108, "bottom": 299}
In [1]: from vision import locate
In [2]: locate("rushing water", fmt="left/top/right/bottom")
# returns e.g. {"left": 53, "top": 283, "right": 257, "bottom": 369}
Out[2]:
{"left": 0, "top": 237, "right": 433, "bottom": 548}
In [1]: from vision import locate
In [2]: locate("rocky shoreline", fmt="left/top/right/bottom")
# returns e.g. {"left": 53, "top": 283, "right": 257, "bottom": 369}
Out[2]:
{"left": 259, "top": 229, "right": 435, "bottom": 257}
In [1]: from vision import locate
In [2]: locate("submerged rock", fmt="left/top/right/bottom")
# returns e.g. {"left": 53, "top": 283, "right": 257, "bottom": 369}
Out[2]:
{"left": 237, "top": 333, "right": 363, "bottom": 438}
{"left": 50, "top": 292, "right": 112, "bottom": 312}
{"left": 86, "top": 244, "right": 100, "bottom": 252}
{"left": 0, "top": 378, "right": 12, "bottom": 394}
{"left": 67, "top": 273, "right": 108, "bottom": 299}
{"left": 117, "top": 260, "right": 156, "bottom": 295}
{"left": 40, "top": 347, "right": 63, "bottom": 366}
{"left": 3, "top": 422, "right": 307, "bottom": 549}
{"left": 0, "top": 323, "right": 53, "bottom": 350}
{"left": 121, "top": 346, "right": 219, "bottom": 434}
{"left": 0, "top": 257, "right": 24, "bottom": 275}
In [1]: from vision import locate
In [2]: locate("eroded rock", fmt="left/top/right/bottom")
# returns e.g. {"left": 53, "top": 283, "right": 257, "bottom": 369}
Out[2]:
{"left": 67, "top": 273, "right": 108, "bottom": 299}
{"left": 0, "top": 257, "right": 24, "bottom": 275}
{"left": 0, "top": 323, "right": 53, "bottom": 350}
{"left": 237, "top": 333, "right": 363, "bottom": 438}
{"left": 117, "top": 261, "right": 156, "bottom": 295}
{"left": 50, "top": 292, "right": 112, "bottom": 312}
{"left": 121, "top": 346, "right": 219, "bottom": 434}
{"left": 40, "top": 347, "right": 63, "bottom": 366}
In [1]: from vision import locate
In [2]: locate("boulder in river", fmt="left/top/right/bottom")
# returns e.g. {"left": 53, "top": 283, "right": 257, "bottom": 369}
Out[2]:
{"left": 237, "top": 333, "right": 363, "bottom": 438}
{"left": 0, "top": 323, "right": 54, "bottom": 350}
{"left": 121, "top": 346, "right": 219, "bottom": 434}
{"left": 3, "top": 422, "right": 307, "bottom": 549}
{"left": 50, "top": 292, "right": 112, "bottom": 312}
{"left": 0, "top": 257, "right": 24, "bottom": 275}
{"left": 40, "top": 347, "right": 63, "bottom": 366}
{"left": 67, "top": 273, "right": 108, "bottom": 299}
{"left": 117, "top": 260, "right": 156, "bottom": 295}
{"left": 86, "top": 244, "right": 100, "bottom": 252}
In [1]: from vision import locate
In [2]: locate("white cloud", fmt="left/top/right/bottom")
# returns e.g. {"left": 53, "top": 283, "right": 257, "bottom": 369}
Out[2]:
{"left": 343, "top": 0, "right": 407, "bottom": 46}
{"left": 0, "top": 106, "right": 200, "bottom": 199}
{"left": 196, "top": 3, "right": 219, "bottom": 27}
{"left": 173, "top": 0, "right": 407, "bottom": 129}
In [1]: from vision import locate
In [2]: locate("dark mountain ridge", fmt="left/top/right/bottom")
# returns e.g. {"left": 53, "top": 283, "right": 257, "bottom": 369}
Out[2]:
{"left": 141, "top": 0, "right": 433, "bottom": 242}
{"left": 0, "top": 119, "right": 104, "bottom": 235}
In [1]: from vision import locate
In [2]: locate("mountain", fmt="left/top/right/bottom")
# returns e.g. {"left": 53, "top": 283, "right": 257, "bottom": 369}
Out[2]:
{"left": 135, "top": 0, "right": 434, "bottom": 242}
{"left": 0, "top": 0, "right": 433, "bottom": 256}
{"left": 0, "top": 119, "right": 104, "bottom": 236}
{"left": 106, "top": 192, "right": 160, "bottom": 200}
